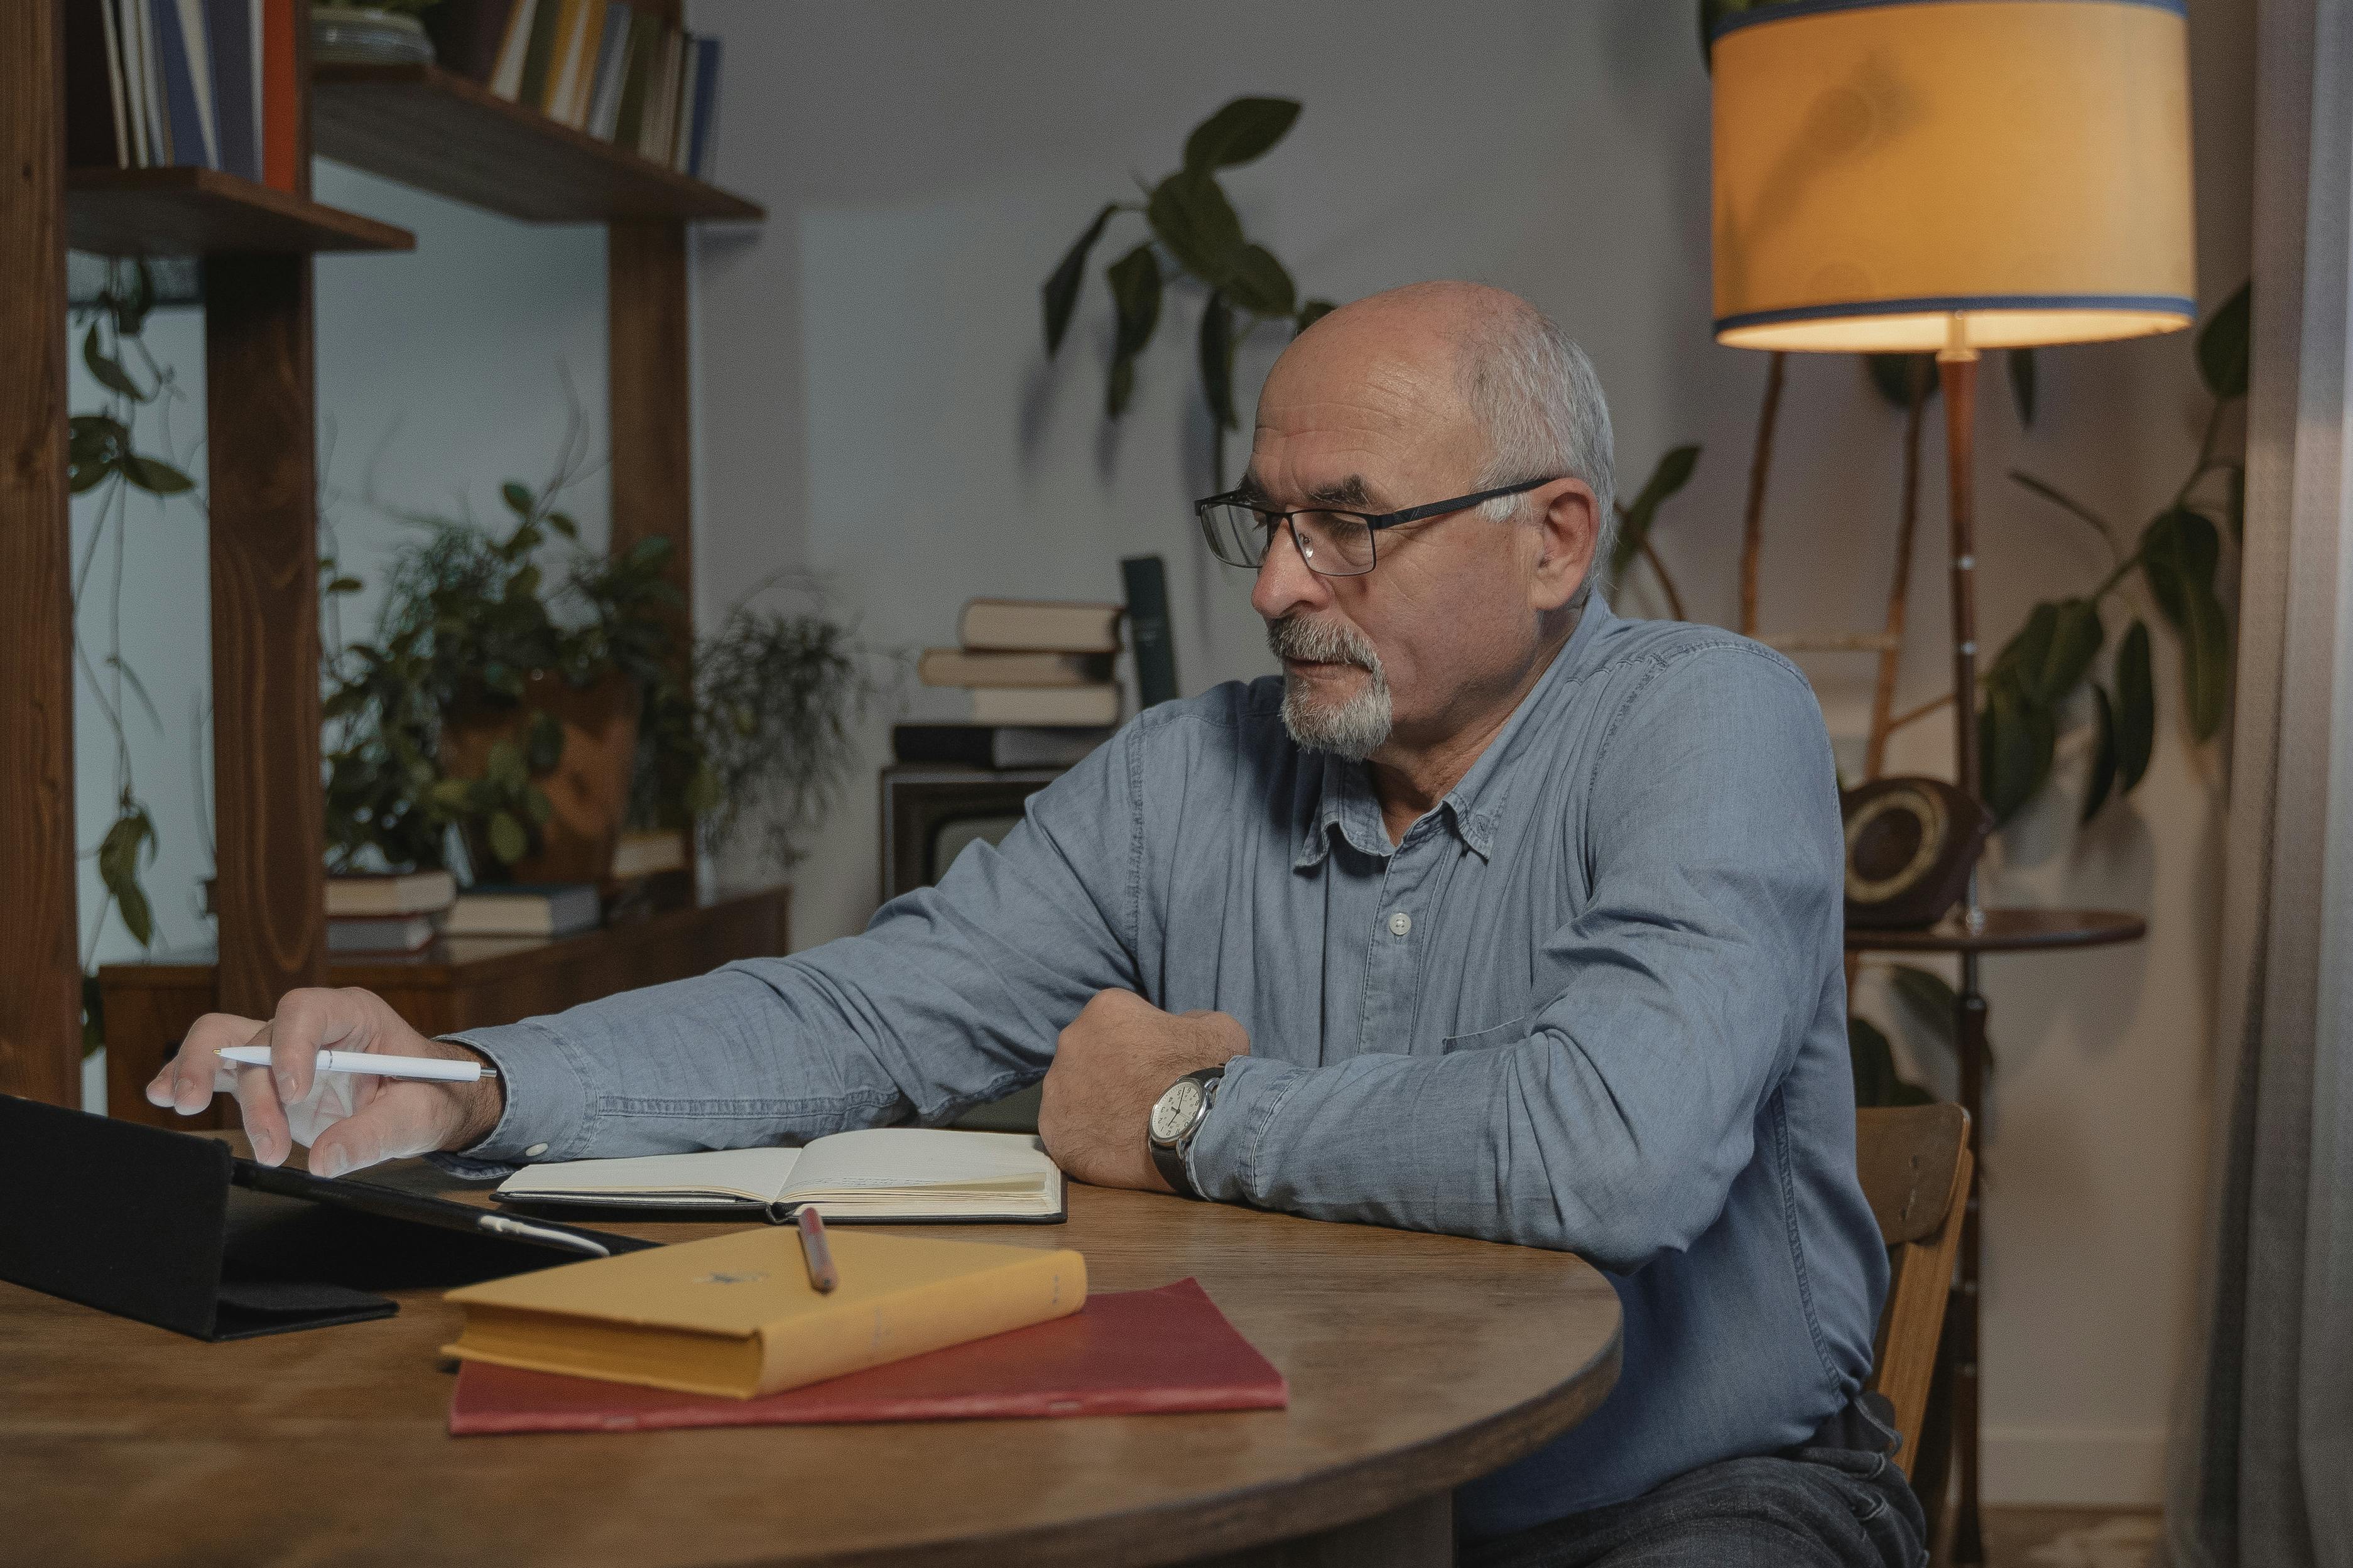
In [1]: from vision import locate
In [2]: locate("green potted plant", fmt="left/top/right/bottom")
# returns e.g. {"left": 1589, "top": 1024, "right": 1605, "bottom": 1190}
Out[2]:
{"left": 323, "top": 441, "right": 875, "bottom": 885}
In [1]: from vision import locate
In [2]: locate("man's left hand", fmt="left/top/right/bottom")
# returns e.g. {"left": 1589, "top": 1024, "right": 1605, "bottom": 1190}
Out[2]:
{"left": 1039, "top": 990, "right": 1249, "bottom": 1192}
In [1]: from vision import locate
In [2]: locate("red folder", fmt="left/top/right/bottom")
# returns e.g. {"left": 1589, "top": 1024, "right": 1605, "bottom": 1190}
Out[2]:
{"left": 449, "top": 1277, "right": 1286, "bottom": 1435}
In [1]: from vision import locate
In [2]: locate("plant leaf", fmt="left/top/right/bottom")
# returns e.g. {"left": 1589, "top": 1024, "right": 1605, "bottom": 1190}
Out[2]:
{"left": 326, "top": 575, "right": 363, "bottom": 594}
{"left": 2008, "top": 347, "right": 2038, "bottom": 427}
{"left": 1848, "top": 1015, "right": 1897, "bottom": 1107}
{"left": 2182, "top": 579, "right": 2231, "bottom": 741}
{"left": 1182, "top": 97, "right": 1301, "bottom": 173}
{"left": 1105, "top": 242, "right": 1163, "bottom": 418}
{"left": 111, "top": 259, "right": 155, "bottom": 337}
{"left": 1981, "top": 675, "right": 2055, "bottom": 824}
{"left": 119, "top": 453, "right": 195, "bottom": 495}
{"left": 1889, "top": 963, "right": 1959, "bottom": 1047}
{"left": 2197, "top": 279, "right": 2252, "bottom": 402}
{"left": 501, "top": 480, "right": 534, "bottom": 518}
{"left": 2010, "top": 470, "right": 2117, "bottom": 546}
{"left": 2116, "top": 620, "right": 2155, "bottom": 791}
{"left": 524, "top": 708, "right": 565, "bottom": 773}
{"left": 1295, "top": 298, "right": 1337, "bottom": 334}
{"left": 522, "top": 784, "right": 555, "bottom": 827}
{"left": 487, "top": 738, "right": 529, "bottom": 793}
{"left": 82, "top": 323, "right": 146, "bottom": 401}
{"left": 97, "top": 806, "right": 157, "bottom": 947}
{"left": 1198, "top": 291, "right": 1236, "bottom": 431}
{"left": 1146, "top": 171, "right": 1245, "bottom": 286}
{"left": 82, "top": 971, "right": 106, "bottom": 1058}
{"left": 1610, "top": 445, "right": 1703, "bottom": 580}
{"left": 2083, "top": 684, "right": 2119, "bottom": 824}
{"left": 2142, "top": 507, "right": 2220, "bottom": 631}
{"left": 1864, "top": 353, "right": 1935, "bottom": 411}
{"left": 1223, "top": 244, "right": 1296, "bottom": 317}
{"left": 545, "top": 510, "right": 579, "bottom": 539}
{"left": 2030, "top": 597, "right": 2104, "bottom": 705}
{"left": 1042, "top": 201, "right": 1118, "bottom": 357}
{"left": 487, "top": 810, "right": 528, "bottom": 867}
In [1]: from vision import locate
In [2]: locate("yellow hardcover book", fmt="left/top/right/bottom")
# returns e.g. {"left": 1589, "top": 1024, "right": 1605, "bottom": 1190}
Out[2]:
{"left": 441, "top": 1226, "right": 1086, "bottom": 1399}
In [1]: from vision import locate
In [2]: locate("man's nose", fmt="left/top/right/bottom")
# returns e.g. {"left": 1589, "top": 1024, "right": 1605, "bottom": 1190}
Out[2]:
{"left": 1250, "top": 523, "right": 1330, "bottom": 624}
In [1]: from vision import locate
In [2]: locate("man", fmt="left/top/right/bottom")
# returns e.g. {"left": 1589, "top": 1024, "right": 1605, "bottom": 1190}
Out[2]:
{"left": 154, "top": 283, "right": 1921, "bottom": 1566}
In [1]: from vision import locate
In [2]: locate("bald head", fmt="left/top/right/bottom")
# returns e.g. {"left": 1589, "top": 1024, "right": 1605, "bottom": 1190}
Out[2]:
{"left": 1274, "top": 283, "right": 1616, "bottom": 561}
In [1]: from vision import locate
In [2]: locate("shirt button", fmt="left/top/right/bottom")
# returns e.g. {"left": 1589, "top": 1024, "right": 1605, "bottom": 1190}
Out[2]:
{"left": 524, "top": 1143, "right": 549, "bottom": 1157}
{"left": 1388, "top": 911, "right": 1413, "bottom": 938}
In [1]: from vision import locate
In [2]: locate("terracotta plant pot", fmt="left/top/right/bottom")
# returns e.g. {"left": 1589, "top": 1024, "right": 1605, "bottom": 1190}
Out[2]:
{"left": 439, "top": 671, "right": 639, "bottom": 886}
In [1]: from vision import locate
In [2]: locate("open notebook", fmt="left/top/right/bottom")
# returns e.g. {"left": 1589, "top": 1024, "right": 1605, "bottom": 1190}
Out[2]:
{"left": 489, "top": 1128, "right": 1065, "bottom": 1224}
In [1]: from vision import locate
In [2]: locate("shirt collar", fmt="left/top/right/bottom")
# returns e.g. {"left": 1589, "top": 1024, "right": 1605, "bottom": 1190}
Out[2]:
{"left": 1292, "top": 594, "right": 1616, "bottom": 871}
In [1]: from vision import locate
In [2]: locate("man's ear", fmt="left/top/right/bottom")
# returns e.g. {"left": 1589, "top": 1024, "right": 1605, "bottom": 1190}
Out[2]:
{"left": 1529, "top": 478, "right": 1600, "bottom": 614}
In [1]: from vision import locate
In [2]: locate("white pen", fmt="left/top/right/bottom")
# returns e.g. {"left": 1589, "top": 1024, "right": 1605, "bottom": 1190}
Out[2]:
{"left": 215, "top": 1045, "right": 498, "bottom": 1084}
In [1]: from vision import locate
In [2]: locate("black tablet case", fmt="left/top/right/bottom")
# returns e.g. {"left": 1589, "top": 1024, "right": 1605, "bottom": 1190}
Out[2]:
{"left": 0, "top": 1093, "right": 649, "bottom": 1340}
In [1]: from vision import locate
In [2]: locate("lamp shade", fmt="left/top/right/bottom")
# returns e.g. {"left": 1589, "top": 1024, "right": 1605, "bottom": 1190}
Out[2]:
{"left": 1710, "top": 0, "right": 2195, "bottom": 353}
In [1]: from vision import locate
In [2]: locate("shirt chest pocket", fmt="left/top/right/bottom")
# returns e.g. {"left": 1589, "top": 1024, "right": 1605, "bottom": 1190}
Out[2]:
{"left": 1440, "top": 1014, "right": 1530, "bottom": 1054}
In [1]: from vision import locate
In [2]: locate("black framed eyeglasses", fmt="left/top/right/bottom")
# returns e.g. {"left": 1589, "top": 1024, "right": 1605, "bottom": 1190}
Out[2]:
{"left": 1195, "top": 475, "right": 1563, "bottom": 577}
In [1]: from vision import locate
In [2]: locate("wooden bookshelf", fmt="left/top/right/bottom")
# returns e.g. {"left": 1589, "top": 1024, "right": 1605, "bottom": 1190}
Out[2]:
{"left": 0, "top": 0, "right": 762, "bottom": 1112}
{"left": 67, "top": 167, "right": 413, "bottom": 256}
{"left": 312, "top": 63, "right": 764, "bottom": 224}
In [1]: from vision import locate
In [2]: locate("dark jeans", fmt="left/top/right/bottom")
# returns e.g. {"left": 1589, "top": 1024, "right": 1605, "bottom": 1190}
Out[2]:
{"left": 1461, "top": 1422, "right": 1928, "bottom": 1568}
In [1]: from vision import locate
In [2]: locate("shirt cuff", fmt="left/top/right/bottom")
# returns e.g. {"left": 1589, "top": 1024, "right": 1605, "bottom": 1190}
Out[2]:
{"left": 418, "top": 1019, "right": 593, "bottom": 1180}
{"left": 1186, "top": 1055, "right": 1308, "bottom": 1204}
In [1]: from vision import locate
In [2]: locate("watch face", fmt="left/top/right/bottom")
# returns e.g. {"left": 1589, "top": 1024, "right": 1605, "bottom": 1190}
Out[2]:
{"left": 1150, "top": 1078, "right": 1205, "bottom": 1143}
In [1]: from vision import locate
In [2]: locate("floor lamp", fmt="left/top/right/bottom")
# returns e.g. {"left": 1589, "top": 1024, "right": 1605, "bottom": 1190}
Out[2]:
{"left": 1709, "top": 1, "right": 2195, "bottom": 1560}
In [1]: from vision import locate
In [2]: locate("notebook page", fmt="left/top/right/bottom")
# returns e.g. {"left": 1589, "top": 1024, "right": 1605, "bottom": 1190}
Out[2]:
{"left": 780, "top": 1129, "right": 1057, "bottom": 1200}
{"left": 496, "top": 1146, "right": 803, "bottom": 1204}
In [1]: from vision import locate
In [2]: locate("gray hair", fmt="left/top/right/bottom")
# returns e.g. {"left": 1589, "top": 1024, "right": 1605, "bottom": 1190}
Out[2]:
{"left": 1460, "top": 305, "right": 1617, "bottom": 581}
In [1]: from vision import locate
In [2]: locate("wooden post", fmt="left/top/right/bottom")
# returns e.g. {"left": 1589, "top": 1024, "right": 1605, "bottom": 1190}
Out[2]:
{"left": 205, "top": 12, "right": 323, "bottom": 1021}
{"left": 0, "top": 0, "right": 83, "bottom": 1105}
{"left": 608, "top": 217, "right": 693, "bottom": 882}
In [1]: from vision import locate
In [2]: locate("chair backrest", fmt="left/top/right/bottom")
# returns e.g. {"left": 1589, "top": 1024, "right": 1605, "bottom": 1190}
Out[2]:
{"left": 1855, "top": 1103, "right": 1972, "bottom": 1474}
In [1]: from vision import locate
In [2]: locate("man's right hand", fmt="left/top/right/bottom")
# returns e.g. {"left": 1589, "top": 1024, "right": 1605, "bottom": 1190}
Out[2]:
{"left": 146, "top": 988, "right": 506, "bottom": 1176}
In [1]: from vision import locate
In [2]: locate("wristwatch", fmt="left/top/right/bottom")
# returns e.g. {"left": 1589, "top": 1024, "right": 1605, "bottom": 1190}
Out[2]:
{"left": 1146, "top": 1066, "right": 1223, "bottom": 1199}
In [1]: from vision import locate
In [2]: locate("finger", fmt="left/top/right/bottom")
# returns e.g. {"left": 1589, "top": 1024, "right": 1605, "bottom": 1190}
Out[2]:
{"left": 267, "top": 988, "right": 371, "bottom": 1106}
{"left": 157, "top": 1013, "right": 264, "bottom": 1117}
{"left": 307, "top": 1083, "right": 459, "bottom": 1180}
{"left": 228, "top": 1020, "right": 295, "bottom": 1166}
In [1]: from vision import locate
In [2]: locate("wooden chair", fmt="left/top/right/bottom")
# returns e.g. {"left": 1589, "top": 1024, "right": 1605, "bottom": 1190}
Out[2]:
{"left": 1856, "top": 1103, "right": 1973, "bottom": 1474}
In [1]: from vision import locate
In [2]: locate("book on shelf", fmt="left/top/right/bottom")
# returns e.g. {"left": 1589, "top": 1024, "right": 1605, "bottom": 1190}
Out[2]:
{"left": 610, "top": 6, "right": 657, "bottom": 149}
{"left": 487, "top": 0, "right": 537, "bottom": 99}
{"left": 683, "top": 35, "right": 720, "bottom": 179}
{"left": 892, "top": 724, "right": 1114, "bottom": 770}
{"left": 514, "top": 0, "right": 563, "bottom": 110}
{"left": 421, "top": 0, "right": 516, "bottom": 85}
{"left": 440, "top": 1225, "right": 1087, "bottom": 1400}
{"left": 609, "top": 828, "right": 687, "bottom": 879}
{"left": 492, "top": 1128, "right": 1065, "bottom": 1223}
{"left": 445, "top": 882, "right": 601, "bottom": 938}
{"left": 327, "top": 913, "right": 443, "bottom": 954}
{"left": 585, "top": 2, "right": 632, "bottom": 138}
{"left": 967, "top": 684, "right": 1122, "bottom": 727}
{"left": 1121, "top": 554, "right": 1179, "bottom": 710}
{"left": 916, "top": 649, "right": 1114, "bottom": 689}
{"left": 260, "top": 0, "right": 295, "bottom": 189}
{"left": 958, "top": 598, "right": 1124, "bottom": 654}
{"left": 324, "top": 869, "right": 457, "bottom": 918}
{"left": 63, "top": 0, "right": 286, "bottom": 182}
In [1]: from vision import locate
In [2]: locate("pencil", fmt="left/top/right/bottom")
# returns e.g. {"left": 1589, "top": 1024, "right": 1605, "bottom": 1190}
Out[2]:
{"left": 795, "top": 1205, "right": 838, "bottom": 1292}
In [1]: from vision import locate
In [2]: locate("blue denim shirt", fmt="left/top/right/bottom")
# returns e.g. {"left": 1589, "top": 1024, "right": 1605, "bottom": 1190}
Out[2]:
{"left": 437, "top": 598, "right": 1885, "bottom": 1537}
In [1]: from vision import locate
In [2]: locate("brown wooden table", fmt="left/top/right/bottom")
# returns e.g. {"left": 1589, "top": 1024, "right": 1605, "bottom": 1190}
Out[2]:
{"left": 0, "top": 1145, "right": 1622, "bottom": 1567}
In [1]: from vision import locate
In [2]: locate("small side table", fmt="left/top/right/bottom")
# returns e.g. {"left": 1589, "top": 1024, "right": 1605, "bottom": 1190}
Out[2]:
{"left": 1846, "top": 907, "right": 2146, "bottom": 1565}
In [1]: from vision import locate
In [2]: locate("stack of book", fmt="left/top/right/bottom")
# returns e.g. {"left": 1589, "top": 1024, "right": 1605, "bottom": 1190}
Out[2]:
{"left": 63, "top": 0, "right": 302, "bottom": 188}
{"left": 447, "top": 882, "right": 602, "bottom": 939}
{"left": 327, "top": 869, "right": 456, "bottom": 954}
{"left": 895, "top": 599, "right": 1124, "bottom": 770}
{"left": 427, "top": 0, "right": 723, "bottom": 179}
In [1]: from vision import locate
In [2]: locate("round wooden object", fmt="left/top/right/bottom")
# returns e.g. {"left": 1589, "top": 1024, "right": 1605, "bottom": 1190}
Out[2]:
{"left": 0, "top": 1162, "right": 1622, "bottom": 1568}
{"left": 1844, "top": 906, "right": 2147, "bottom": 955}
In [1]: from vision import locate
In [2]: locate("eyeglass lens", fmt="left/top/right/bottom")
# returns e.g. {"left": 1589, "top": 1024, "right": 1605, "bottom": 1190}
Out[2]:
{"left": 1201, "top": 504, "right": 1375, "bottom": 576}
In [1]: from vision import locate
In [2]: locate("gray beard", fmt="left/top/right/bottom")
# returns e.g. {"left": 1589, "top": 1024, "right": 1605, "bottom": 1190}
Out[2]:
{"left": 1266, "top": 616, "right": 1393, "bottom": 762}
